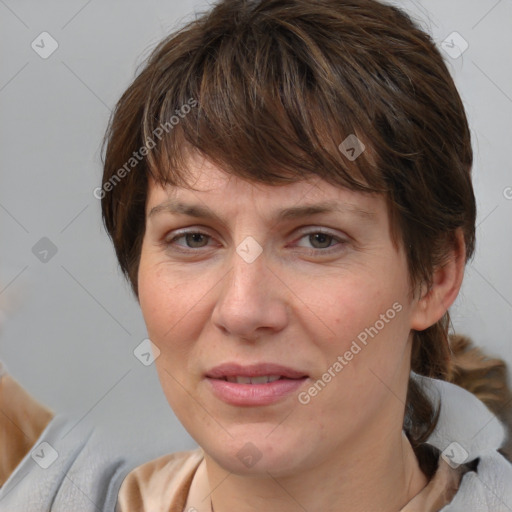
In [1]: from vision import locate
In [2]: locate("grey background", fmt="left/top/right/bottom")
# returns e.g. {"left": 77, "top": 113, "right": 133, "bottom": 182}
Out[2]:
{"left": 1, "top": 0, "right": 511, "bottom": 454}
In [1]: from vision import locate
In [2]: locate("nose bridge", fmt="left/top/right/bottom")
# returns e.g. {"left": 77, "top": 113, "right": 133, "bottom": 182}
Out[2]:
{"left": 224, "top": 236, "right": 269, "bottom": 307}
{"left": 211, "top": 237, "right": 287, "bottom": 338}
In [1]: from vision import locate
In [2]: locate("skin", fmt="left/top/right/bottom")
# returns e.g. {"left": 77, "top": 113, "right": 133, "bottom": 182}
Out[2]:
{"left": 137, "top": 153, "right": 465, "bottom": 512}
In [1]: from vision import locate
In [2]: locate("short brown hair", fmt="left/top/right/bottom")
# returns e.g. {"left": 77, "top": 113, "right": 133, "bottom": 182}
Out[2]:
{"left": 101, "top": 0, "right": 479, "bottom": 474}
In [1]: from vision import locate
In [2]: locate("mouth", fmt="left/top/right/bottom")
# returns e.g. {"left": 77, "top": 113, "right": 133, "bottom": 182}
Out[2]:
{"left": 205, "top": 362, "right": 308, "bottom": 380}
{"left": 205, "top": 362, "right": 309, "bottom": 406}
{"left": 220, "top": 375, "right": 294, "bottom": 384}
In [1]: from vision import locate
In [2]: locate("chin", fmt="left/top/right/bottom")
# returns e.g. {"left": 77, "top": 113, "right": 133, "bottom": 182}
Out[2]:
{"left": 203, "top": 432, "right": 310, "bottom": 476}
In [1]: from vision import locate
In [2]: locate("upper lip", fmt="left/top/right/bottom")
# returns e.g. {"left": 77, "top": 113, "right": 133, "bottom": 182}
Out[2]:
{"left": 206, "top": 362, "right": 308, "bottom": 379}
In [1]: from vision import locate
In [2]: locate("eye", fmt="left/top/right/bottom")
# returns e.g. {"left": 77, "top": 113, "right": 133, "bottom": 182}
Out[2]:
{"left": 165, "top": 231, "right": 213, "bottom": 250}
{"left": 163, "top": 228, "right": 346, "bottom": 255}
{"left": 293, "top": 230, "right": 346, "bottom": 254}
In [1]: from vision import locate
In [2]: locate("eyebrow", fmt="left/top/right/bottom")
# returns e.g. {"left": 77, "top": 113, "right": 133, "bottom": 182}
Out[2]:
{"left": 148, "top": 199, "right": 376, "bottom": 223}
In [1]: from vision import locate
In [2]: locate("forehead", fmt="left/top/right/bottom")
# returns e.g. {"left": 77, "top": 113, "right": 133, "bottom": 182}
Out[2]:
{"left": 146, "top": 155, "right": 387, "bottom": 222}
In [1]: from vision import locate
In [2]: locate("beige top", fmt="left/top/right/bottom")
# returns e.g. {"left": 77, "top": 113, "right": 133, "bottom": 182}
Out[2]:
{"left": 117, "top": 447, "right": 466, "bottom": 512}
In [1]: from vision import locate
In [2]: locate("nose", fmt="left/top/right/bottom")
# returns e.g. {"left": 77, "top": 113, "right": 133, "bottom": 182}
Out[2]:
{"left": 211, "top": 244, "right": 289, "bottom": 342}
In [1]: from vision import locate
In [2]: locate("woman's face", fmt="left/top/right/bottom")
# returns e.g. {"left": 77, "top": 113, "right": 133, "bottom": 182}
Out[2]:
{"left": 138, "top": 154, "right": 425, "bottom": 476}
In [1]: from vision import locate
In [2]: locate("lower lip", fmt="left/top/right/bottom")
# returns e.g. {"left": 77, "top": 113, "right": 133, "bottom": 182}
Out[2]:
{"left": 206, "top": 377, "right": 308, "bottom": 406}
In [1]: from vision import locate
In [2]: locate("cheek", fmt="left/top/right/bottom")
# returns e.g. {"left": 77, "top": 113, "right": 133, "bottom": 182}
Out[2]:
{"left": 304, "top": 269, "right": 412, "bottom": 391}
{"left": 138, "top": 262, "right": 214, "bottom": 370}
{"left": 138, "top": 271, "right": 168, "bottom": 339}
{"left": 139, "top": 264, "right": 194, "bottom": 335}
{"left": 306, "top": 288, "right": 411, "bottom": 432}
{"left": 307, "top": 269, "right": 408, "bottom": 340}
{"left": 138, "top": 264, "right": 203, "bottom": 413}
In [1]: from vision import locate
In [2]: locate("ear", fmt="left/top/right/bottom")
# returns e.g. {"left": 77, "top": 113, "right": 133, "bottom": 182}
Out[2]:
{"left": 410, "top": 229, "right": 466, "bottom": 331}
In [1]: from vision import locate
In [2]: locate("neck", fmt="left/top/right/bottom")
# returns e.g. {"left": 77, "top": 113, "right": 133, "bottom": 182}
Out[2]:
{"left": 196, "top": 424, "right": 428, "bottom": 512}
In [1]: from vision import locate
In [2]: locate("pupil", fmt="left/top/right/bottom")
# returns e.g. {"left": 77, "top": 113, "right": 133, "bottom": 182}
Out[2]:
{"left": 312, "top": 233, "right": 330, "bottom": 248}
{"left": 187, "top": 233, "right": 206, "bottom": 247}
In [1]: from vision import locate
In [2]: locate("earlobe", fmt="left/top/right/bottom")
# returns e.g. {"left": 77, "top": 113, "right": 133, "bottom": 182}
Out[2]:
{"left": 410, "top": 230, "right": 466, "bottom": 331}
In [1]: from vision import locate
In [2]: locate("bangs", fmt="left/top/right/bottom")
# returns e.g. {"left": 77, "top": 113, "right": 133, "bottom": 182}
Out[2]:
{"left": 138, "top": 9, "right": 391, "bottom": 194}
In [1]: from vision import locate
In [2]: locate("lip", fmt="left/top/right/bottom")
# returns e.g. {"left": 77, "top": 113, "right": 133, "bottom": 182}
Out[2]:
{"left": 205, "top": 362, "right": 308, "bottom": 380}
{"left": 205, "top": 362, "right": 309, "bottom": 406}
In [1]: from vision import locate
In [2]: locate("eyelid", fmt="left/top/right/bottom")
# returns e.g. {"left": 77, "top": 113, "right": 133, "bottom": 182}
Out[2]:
{"left": 293, "top": 226, "right": 347, "bottom": 241}
{"left": 290, "top": 227, "right": 348, "bottom": 253}
{"left": 163, "top": 227, "right": 218, "bottom": 248}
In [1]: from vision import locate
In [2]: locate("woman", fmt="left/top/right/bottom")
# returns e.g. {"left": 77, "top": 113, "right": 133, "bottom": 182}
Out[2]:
{"left": 99, "top": 0, "right": 512, "bottom": 510}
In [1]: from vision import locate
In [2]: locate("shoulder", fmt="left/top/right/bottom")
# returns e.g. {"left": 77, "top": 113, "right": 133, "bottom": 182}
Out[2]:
{"left": 0, "top": 410, "right": 134, "bottom": 512}
{"left": 414, "top": 374, "right": 512, "bottom": 511}
{"left": 116, "top": 448, "right": 204, "bottom": 512}
{"left": 441, "top": 451, "right": 512, "bottom": 511}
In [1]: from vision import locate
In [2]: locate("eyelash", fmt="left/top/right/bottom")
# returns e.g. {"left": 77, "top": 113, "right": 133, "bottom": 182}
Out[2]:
{"left": 163, "top": 228, "right": 347, "bottom": 256}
